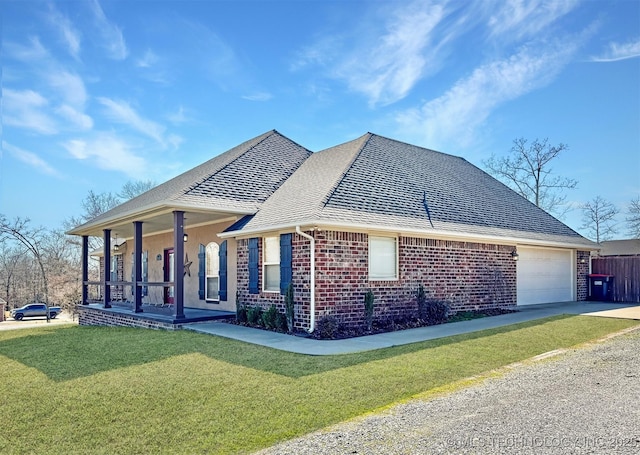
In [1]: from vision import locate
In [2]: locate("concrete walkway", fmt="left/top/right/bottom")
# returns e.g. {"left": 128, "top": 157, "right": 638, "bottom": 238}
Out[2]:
{"left": 184, "top": 301, "right": 640, "bottom": 355}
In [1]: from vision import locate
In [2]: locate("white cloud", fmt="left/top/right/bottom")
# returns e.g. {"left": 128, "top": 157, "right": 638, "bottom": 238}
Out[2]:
{"left": 136, "top": 49, "right": 158, "bottom": 68}
{"left": 88, "top": 0, "right": 128, "bottom": 60}
{"left": 63, "top": 133, "right": 146, "bottom": 176}
{"left": 46, "top": 1, "right": 81, "bottom": 58}
{"left": 3, "top": 88, "right": 58, "bottom": 135}
{"left": 396, "top": 39, "right": 582, "bottom": 150}
{"left": 242, "top": 92, "right": 273, "bottom": 102}
{"left": 487, "top": 0, "right": 579, "bottom": 41}
{"left": 167, "top": 106, "right": 189, "bottom": 124}
{"left": 97, "top": 97, "right": 166, "bottom": 145}
{"left": 291, "top": 0, "right": 475, "bottom": 107}
{"left": 56, "top": 105, "right": 94, "bottom": 130}
{"left": 336, "top": 0, "right": 450, "bottom": 107}
{"left": 46, "top": 70, "right": 88, "bottom": 107}
{"left": 4, "top": 36, "right": 48, "bottom": 62}
{"left": 2, "top": 141, "right": 61, "bottom": 177}
{"left": 590, "top": 38, "right": 640, "bottom": 62}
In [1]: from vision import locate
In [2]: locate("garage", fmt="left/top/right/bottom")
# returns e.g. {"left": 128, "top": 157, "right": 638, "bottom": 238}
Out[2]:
{"left": 517, "top": 247, "right": 573, "bottom": 305}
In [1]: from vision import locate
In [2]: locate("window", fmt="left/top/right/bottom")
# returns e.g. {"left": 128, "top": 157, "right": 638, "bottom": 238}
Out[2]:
{"left": 206, "top": 242, "right": 219, "bottom": 300}
{"left": 369, "top": 236, "right": 397, "bottom": 280}
{"left": 110, "top": 255, "right": 118, "bottom": 282}
{"left": 263, "top": 236, "right": 280, "bottom": 292}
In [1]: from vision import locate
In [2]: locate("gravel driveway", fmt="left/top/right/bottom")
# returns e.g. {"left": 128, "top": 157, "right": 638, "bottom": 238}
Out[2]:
{"left": 258, "top": 326, "right": 640, "bottom": 455}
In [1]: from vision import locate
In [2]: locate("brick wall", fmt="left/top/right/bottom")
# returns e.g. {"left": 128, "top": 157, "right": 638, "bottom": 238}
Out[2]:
{"left": 237, "top": 230, "right": 518, "bottom": 330}
{"left": 99, "top": 255, "right": 125, "bottom": 301}
{"left": 577, "top": 250, "right": 590, "bottom": 301}
{"left": 78, "top": 306, "right": 183, "bottom": 330}
{"left": 237, "top": 235, "right": 312, "bottom": 330}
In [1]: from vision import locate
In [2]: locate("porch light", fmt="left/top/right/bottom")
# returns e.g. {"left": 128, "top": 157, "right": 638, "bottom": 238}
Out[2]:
{"left": 511, "top": 250, "right": 519, "bottom": 261}
{"left": 183, "top": 233, "right": 188, "bottom": 242}
{"left": 114, "top": 234, "right": 119, "bottom": 252}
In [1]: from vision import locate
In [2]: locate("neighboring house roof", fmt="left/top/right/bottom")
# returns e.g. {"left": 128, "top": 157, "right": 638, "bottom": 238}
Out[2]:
{"left": 68, "top": 130, "right": 311, "bottom": 235}
{"left": 598, "top": 239, "right": 640, "bottom": 256}
{"left": 227, "top": 133, "right": 593, "bottom": 248}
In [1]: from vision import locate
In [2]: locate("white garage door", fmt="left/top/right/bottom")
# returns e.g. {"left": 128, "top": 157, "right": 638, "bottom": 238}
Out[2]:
{"left": 517, "top": 247, "right": 573, "bottom": 305}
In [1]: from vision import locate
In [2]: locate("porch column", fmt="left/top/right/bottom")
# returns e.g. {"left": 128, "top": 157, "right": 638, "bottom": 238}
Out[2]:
{"left": 81, "top": 236, "right": 89, "bottom": 305}
{"left": 103, "top": 229, "right": 112, "bottom": 308}
{"left": 173, "top": 211, "right": 186, "bottom": 320}
{"left": 133, "top": 221, "right": 143, "bottom": 313}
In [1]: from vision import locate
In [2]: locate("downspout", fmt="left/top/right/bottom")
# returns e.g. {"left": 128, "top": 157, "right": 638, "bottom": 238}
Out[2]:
{"left": 295, "top": 226, "right": 316, "bottom": 333}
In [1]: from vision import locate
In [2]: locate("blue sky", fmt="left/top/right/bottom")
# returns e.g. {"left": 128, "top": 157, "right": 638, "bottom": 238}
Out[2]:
{"left": 2, "top": 0, "right": 639, "bottom": 240}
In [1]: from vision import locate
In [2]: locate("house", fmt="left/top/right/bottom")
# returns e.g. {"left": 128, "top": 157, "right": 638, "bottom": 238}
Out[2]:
{"left": 597, "top": 239, "right": 640, "bottom": 257}
{"left": 68, "top": 130, "right": 596, "bottom": 330}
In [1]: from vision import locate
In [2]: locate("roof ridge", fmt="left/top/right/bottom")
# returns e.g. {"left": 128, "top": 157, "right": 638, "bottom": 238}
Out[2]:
{"left": 182, "top": 130, "right": 280, "bottom": 197}
{"left": 367, "top": 131, "right": 467, "bottom": 161}
{"left": 320, "top": 133, "right": 373, "bottom": 208}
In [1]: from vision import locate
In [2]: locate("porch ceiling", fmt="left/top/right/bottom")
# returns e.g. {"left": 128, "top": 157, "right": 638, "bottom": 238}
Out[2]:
{"left": 71, "top": 207, "right": 243, "bottom": 239}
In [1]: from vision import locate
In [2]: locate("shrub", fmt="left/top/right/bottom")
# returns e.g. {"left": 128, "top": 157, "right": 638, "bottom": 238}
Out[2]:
{"left": 275, "top": 312, "right": 288, "bottom": 332}
{"left": 235, "top": 291, "right": 247, "bottom": 324}
{"left": 262, "top": 305, "right": 279, "bottom": 330}
{"left": 423, "top": 299, "right": 450, "bottom": 325}
{"left": 284, "top": 282, "right": 295, "bottom": 333}
{"left": 247, "top": 305, "right": 263, "bottom": 326}
{"left": 364, "top": 289, "right": 375, "bottom": 331}
{"left": 314, "top": 315, "right": 342, "bottom": 339}
{"left": 416, "top": 283, "right": 428, "bottom": 320}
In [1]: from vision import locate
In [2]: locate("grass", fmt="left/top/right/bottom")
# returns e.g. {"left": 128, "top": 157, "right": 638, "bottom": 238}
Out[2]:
{"left": 0, "top": 315, "right": 638, "bottom": 454}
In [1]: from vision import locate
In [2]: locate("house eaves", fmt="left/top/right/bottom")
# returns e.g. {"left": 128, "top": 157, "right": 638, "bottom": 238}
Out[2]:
{"left": 219, "top": 218, "right": 597, "bottom": 250}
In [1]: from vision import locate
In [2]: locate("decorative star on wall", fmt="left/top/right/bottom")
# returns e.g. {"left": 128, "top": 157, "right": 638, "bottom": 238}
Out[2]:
{"left": 184, "top": 253, "right": 193, "bottom": 277}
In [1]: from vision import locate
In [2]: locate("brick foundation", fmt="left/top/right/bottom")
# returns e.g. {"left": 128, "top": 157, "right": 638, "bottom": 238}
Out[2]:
{"left": 78, "top": 306, "right": 184, "bottom": 330}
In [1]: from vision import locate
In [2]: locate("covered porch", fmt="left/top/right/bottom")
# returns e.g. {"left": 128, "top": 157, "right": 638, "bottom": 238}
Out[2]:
{"left": 70, "top": 205, "right": 249, "bottom": 326}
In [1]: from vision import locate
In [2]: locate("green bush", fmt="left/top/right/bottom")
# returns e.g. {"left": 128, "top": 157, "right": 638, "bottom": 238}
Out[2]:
{"left": 285, "top": 282, "right": 295, "bottom": 333}
{"left": 423, "top": 299, "right": 450, "bottom": 325}
{"left": 236, "top": 291, "right": 247, "bottom": 324}
{"left": 364, "top": 290, "right": 375, "bottom": 331}
{"left": 262, "top": 305, "right": 279, "bottom": 330}
{"left": 275, "top": 312, "right": 288, "bottom": 332}
{"left": 247, "top": 306, "right": 263, "bottom": 326}
{"left": 416, "top": 283, "right": 428, "bottom": 320}
{"left": 314, "top": 315, "right": 342, "bottom": 339}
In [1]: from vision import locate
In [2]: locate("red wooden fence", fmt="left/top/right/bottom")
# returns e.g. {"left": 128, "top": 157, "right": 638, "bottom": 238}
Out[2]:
{"left": 591, "top": 256, "right": 640, "bottom": 303}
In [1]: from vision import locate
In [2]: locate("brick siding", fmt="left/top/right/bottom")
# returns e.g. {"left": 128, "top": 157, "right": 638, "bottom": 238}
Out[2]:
{"left": 577, "top": 250, "right": 590, "bottom": 301}
{"left": 237, "top": 230, "right": 518, "bottom": 330}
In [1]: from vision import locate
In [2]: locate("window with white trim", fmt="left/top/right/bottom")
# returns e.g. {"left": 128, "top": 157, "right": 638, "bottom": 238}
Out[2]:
{"left": 369, "top": 236, "right": 397, "bottom": 280}
{"left": 263, "top": 236, "right": 280, "bottom": 292}
{"left": 206, "top": 242, "right": 219, "bottom": 300}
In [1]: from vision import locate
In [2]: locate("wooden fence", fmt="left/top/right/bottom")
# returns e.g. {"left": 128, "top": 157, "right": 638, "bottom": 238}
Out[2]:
{"left": 591, "top": 256, "right": 640, "bottom": 303}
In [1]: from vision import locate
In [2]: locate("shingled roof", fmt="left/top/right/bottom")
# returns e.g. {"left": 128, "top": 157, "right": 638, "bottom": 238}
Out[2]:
{"left": 68, "top": 130, "right": 311, "bottom": 234}
{"left": 230, "top": 133, "right": 593, "bottom": 247}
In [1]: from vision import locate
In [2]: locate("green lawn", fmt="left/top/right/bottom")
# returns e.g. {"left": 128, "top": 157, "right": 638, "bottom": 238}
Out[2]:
{"left": 0, "top": 315, "right": 637, "bottom": 454}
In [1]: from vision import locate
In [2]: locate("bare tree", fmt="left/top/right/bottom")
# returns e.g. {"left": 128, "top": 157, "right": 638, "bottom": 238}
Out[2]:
{"left": 118, "top": 180, "right": 156, "bottom": 200}
{"left": 580, "top": 196, "right": 619, "bottom": 244}
{"left": 0, "top": 215, "right": 51, "bottom": 321}
{"left": 484, "top": 138, "right": 577, "bottom": 217}
{"left": 626, "top": 195, "right": 640, "bottom": 239}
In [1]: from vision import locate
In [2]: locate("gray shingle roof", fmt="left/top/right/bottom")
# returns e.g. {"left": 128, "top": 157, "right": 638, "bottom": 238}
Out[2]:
{"left": 238, "top": 133, "right": 592, "bottom": 247}
{"left": 70, "top": 130, "right": 311, "bottom": 232}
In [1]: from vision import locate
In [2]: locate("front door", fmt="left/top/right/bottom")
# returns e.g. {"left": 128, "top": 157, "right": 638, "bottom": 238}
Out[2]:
{"left": 164, "top": 248, "right": 175, "bottom": 305}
